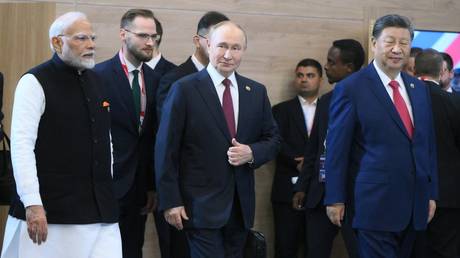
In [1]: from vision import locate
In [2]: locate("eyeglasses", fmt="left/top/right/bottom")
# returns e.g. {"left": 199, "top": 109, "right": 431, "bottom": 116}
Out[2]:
{"left": 124, "top": 29, "right": 161, "bottom": 41}
{"left": 198, "top": 34, "right": 207, "bottom": 40}
{"left": 58, "top": 34, "right": 97, "bottom": 42}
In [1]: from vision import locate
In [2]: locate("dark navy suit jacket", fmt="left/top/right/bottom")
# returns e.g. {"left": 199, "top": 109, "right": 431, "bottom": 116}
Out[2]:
{"left": 271, "top": 97, "right": 309, "bottom": 203}
{"left": 324, "top": 63, "right": 438, "bottom": 232}
{"left": 94, "top": 54, "right": 160, "bottom": 200}
{"left": 155, "top": 68, "right": 280, "bottom": 229}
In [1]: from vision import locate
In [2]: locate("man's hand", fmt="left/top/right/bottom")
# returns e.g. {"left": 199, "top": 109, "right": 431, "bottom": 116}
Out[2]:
{"left": 326, "top": 203, "right": 345, "bottom": 227}
{"left": 292, "top": 192, "right": 305, "bottom": 210}
{"left": 141, "top": 191, "right": 156, "bottom": 215}
{"left": 227, "top": 139, "right": 253, "bottom": 166}
{"left": 164, "top": 206, "right": 189, "bottom": 230}
{"left": 428, "top": 200, "right": 436, "bottom": 223}
{"left": 25, "top": 205, "right": 48, "bottom": 245}
{"left": 294, "top": 157, "right": 304, "bottom": 172}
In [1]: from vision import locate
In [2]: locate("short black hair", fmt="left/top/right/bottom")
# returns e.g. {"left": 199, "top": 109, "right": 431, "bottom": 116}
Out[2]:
{"left": 410, "top": 47, "right": 422, "bottom": 57}
{"left": 415, "top": 48, "right": 443, "bottom": 78}
{"left": 296, "top": 58, "right": 323, "bottom": 77}
{"left": 372, "top": 14, "right": 414, "bottom": 40}
{"left": 441, "top": 52, "right": 454, "bottom": 71}
{"left": 120, "top": 9, "right": 155, "bottom": 29}
{"left": 197, "top": 11, "right": 229, "bottom": 35}
{"left": 332, "top": 39, "right": 365, "bottom": 72}
{"left": 153, "top": 16, "right": 163, "bottom": 46}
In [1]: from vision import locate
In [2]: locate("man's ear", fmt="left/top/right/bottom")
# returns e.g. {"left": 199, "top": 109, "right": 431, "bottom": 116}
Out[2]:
{"left": 51, "top": 37, "right": 63, "bottom": 54}
{"left": 345, "top": 63, "right": 355, "bottom": 74}
{"left": 192, "top": 35, "right": 200, "bottom": 48}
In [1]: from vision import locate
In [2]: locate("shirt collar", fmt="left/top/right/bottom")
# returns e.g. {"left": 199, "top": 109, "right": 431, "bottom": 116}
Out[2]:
{"left": 298, "top": 95, "right": 318, "bottom": 106}
{"left": 418, "top": 77, "right": 440, "bottom": 86}
{"left": 206, "top": 64, "right": 237, "bottom": 88}
{"left": 373, "top": 60, "right": 404, "bottom": 88}
{"left": 145, "top": 53, "right": 162, "bottom": 70}
{"left": 191, "top": 54, "right": 206, "bottom": 71}
{"left": 119, "top": 49, "right": 143, "bottom": 73}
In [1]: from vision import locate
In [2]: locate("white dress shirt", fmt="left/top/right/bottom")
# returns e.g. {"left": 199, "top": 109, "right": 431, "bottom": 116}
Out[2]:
{"left": 298, "top": 96, "right": 317, "bottom": 136}
{"left": 206, "top": 64, "right": 239, "bottom": 129}
{"left": 11, "top": 74, "right": 114, "bottom": 209}
{"left": 191, "top": 54, "right": 206, "bottom": 71}
{"left": 373, "top": 61, "right": 414, "bottom": 124}
{"left": 145, "top": 52, "right": 162, "bottom": 70}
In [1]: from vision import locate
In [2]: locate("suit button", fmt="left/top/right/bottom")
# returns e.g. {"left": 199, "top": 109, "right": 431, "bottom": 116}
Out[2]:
{"left": 93, "top": 138, "right": 98, "bottom": 144}
{"left": 91, "top": 117, "right": 96, "bottom": 123}
{"left": 86, "top": 98, "right": 91, "bottom": 103}
{"left": 94, "top": 160, "right": 99, "bottom": 166}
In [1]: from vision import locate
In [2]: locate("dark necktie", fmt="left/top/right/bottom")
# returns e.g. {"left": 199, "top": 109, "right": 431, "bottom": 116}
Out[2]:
{"left": 132, "top": 70, "right": 141, "bottom": 125}
{"left": 389, "top": 80, "right": 413, "bottom": 138}
{"left": 222, "top": 78, "right": 236, "bottom": 138}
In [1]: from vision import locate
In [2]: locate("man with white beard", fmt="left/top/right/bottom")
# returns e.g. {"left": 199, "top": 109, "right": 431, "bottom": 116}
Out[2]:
{"left": 1, "top": 11, "right": 121, "bottom": 258}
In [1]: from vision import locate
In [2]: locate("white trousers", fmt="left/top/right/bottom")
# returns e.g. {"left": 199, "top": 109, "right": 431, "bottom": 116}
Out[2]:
{"left": 1, "top": 216, "right": 122, "bottom": 258}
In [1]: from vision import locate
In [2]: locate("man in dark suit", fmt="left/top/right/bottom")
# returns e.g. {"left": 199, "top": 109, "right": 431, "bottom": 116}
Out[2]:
{"left": 94, "top": 9, "right": 160, "bottom": 258}
{"left": 292, "top": 39, "right": 365, "bottom": 258}
{"left": 145, "top": 16, "right": 176, "bottom": 76}
{"left": 155, "top": 21, "right": 280, "bottom": 258}
{"left": 324, "top": 14, "right": 438, "bottom": 258}
{"left": 156, "top": 11, "right": 229, "bottom": 117}
{"left": 152, "top": 11, "right": 228, "bottom": 258}
{"left": 411, "top": 48, "right": 460, "bottom": 258}
{"left": 271, "top": 58, "right": 323, "bottom": 258}
{"left": 440, "top": 52, "right": 457, "bottom": 94}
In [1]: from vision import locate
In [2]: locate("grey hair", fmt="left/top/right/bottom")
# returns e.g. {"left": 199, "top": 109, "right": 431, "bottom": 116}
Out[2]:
{"left": 49, "top": 11, "right": 88, "bottom": 52}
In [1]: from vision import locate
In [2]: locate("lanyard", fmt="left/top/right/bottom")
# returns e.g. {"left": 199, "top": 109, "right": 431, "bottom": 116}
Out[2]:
{"left": 118, "top": 50, "right": 146, "bottom": 117}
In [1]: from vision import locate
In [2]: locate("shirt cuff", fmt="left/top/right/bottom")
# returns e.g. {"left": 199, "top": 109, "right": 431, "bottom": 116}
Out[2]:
{"left": 21, "top": 193, "right": 43, "bottom": 208}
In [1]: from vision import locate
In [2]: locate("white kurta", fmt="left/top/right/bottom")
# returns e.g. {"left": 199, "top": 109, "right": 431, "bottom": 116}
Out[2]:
{"left": 1, "top": 74, "right": 121, "bottom": 258}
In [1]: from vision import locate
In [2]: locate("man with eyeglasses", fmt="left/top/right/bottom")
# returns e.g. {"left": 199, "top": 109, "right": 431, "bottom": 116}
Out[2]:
{"left": 156, "top": 11, "right": 229, "bottom": 118}
{"left": 1, "top": 12, "right": 121, "bottom": 258}
{"left": 94, "top": 8, "right": 160, "bottom": 258}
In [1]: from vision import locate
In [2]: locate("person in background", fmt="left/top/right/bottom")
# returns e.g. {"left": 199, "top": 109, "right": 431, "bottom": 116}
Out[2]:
{"left": 94, "top": 9, "right": 160, "bottom": 258}
{"left": 411, "top": 48, "right": 460, "bottom": 258}
{"left": 145, "top": 16, "right": 176, "bottom": 76}
{"left": 402, "top": 47, "right": 422, "bottom": 76}
{"left": 293, "top": 39, "right": 364, "bottom": 258}
{"left": 156, "top": 11, "right": 229, "bottom": 118}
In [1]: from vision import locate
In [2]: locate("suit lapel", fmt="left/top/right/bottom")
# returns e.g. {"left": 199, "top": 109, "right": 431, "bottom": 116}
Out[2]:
{"left": 366, "top": 65, "right": 410, "bottom": 139}
{"left": 291, "top": 97, "right": 308, "bottom": 140}
{"left": 111, "top": 56, "right": 138, "bottom": 127}
{"left": 402, "top": 73, "right": 421, "bottom": 137}
{"left": 139, "top": 64, "right": 155, "bottom": 134}
{"left": 235, "top": 74, "right": 250, "bottom": 141}
{"left": 195, "top": 70, "right": 232, "bottom": 141}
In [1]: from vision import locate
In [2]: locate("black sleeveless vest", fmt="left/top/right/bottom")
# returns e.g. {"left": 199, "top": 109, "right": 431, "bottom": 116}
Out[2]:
{"left": 9, "top": 54, "right": 118, "bottom": 224}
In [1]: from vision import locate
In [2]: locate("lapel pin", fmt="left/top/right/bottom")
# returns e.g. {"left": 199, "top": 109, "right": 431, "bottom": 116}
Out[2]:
{"left": 410, "top": 83, "right": 415, "bottom": 88}
{"left": 245, "top": 85, "right": 251, "bottom": 91}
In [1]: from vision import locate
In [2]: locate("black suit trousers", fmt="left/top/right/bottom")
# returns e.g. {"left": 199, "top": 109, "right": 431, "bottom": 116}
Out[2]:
{"left": 153, "top": 209, "right": 191, "bottom": 258}
{"left": 185, "top": 193, "right": 248, "bottom": 258}
{"left": 272, "top": 202, "right": 306, "bottom": 258}
{"left": 411, "top": 208, "right": 460, "bottom": 258}
{"left": 306, "top": 206, "right": 359, "bottom": 258}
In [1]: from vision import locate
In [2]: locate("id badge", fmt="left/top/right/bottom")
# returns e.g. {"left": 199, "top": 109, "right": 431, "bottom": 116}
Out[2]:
{"left": 318, "top": 154, "right": 326, "bottom": 182}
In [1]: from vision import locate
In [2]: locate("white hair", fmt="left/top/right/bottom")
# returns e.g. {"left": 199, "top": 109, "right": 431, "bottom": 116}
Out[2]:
{"left": 49, "top": 11, "right": 88, "bottom": 52}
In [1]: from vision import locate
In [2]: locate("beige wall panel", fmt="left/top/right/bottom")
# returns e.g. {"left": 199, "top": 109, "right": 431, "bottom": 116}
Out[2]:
{"left": 76, "top": 0, "right": 364, "bottom": 20}
{"left": 0, "top": 2, "right": 55, "bottom": 250}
